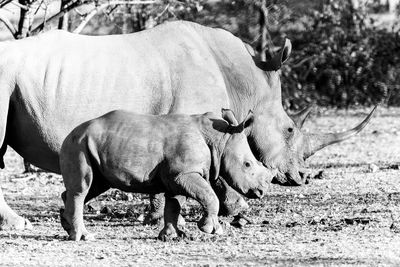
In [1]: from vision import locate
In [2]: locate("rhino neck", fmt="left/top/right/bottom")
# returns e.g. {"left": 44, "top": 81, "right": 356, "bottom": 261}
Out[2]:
{"left": 196, "top": 115, "right": 230, "bottom": 163}
{"left": 198, "top": 26, "right": 282, "bottom": 121}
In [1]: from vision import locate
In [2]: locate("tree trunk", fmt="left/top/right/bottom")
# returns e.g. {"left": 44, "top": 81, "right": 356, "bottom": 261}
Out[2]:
{"left": 58, "top": 0, "right": 71, "bottom": 30}
{"left": 17, "top": 0, "right": 34, "bottom": 38}
{"left": 259, "top": 0, "right": 269, "bottom": 61}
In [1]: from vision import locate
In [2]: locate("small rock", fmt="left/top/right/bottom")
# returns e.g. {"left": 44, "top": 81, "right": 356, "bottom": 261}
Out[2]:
{"left": 388, "top": 164, "right": 400, "bottom": 170}
{"left": 343, "top": 217, "right": 371, "bottom": 225}
{"left": 125, "top": 209, "right": 135, "bottom": 218}
{"left": 372, "top": 130, "right": 379, "bottom": 135}
{"left": 100, "top": 206, "right": 112, "bottom": 214}
{"left": 322, "top": 193, "right": 331, "bottom": 201}
{"left": 390, "top": 222, "right": 400, "bottom": 233}
{"left": 285, "top": 221, "right": 300, "bottom": 228}
{"left": 136, "top": 214, "right": 145, "bottom": 222}
{"left": 369, "top": 164, "right": 379, "bottom": 173}
{"left": 86, "top": 202, "right": 102, "bottom": 212}
{"left": 121, "top": 192, "right": 134, "bottom": 201}
{"left": 312, "top": 170, "right": 326, "bottom": 180}
{"left": 262, "top": 220, "right": 270, "bottom": 225}
{"left": 298, "top": 194, "right": 305, "bottom": 199}
{"left": 230, "top": 213, "right": 253, "bottom": 228}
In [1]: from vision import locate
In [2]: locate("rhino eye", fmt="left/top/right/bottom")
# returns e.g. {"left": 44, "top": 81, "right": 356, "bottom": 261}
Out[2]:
{"left": 244, "top": 161, "right": 251, "bottom": 168}
{"left": 287, "top": 127, "right": 294, "bottom": 133}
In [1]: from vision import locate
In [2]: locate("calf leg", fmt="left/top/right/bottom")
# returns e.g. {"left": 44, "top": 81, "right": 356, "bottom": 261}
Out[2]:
{"left": 60, "top": 177, "right": 110, "bottom": 236}
{"left": 165, "top": 173, "right": 223, "bottom": 235}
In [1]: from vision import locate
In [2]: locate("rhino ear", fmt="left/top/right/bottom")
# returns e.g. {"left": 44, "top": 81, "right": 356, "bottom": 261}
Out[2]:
{"left": 239, "top": 110, "right": 254, "bottom": 130}
{"left": 221, "top": 108, "right": 239, "bottom": 126}
{"left": 254, "top": 38, "right": 292, "bottom": 71}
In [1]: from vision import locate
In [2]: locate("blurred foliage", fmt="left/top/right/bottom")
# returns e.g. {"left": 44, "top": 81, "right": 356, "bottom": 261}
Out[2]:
{"left": 278, "top": 0, "right": 400, "bottom": 109}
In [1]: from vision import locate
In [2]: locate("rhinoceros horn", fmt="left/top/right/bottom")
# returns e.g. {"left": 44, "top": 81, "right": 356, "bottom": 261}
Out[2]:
{"left": 290, "top": 104, "right": 316, "bottom": 129}
{"left": 304, "top": 105, "right": 377, "bottom": 158}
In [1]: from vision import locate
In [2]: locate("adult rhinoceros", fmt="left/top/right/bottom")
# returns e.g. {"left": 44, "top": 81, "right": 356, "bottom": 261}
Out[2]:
{"left": 0, "top": 20, "right": 374, "bottom": 230}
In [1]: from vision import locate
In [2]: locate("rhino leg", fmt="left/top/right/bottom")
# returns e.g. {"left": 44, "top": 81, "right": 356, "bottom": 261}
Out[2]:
{"left": 169, "top": 173, "right": 223, "bottom": 235}
{"left": 212, "top": 177, "right": 249, "bottom": 216}
{"left": 158, "top": 195, "right": 186, "bottom": 241}
{"left": 0, "top": 188, "right": 32, "bottom": 230}
{"left": 144, "top": 193, "right": 186, "bottom": 226}
{"left": 0, "top": 135, "right": 32, "bottom": 230}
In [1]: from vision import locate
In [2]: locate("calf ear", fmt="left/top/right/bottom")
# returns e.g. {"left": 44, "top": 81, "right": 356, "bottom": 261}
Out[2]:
{"left": 238, "top": 110, "right": 254, "bottom": 131}
{"left": 221, "top": 108, "right": 239, "bottom": 126}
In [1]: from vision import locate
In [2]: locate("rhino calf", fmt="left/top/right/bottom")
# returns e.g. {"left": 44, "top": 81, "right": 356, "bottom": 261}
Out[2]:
{"left": 59, "top": 109, "right": 272, "bottom": 241}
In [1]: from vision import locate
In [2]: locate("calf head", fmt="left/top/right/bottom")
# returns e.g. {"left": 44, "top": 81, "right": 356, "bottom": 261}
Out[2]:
{"left": 218, "top": 109, "right": 275, "bottom": 199}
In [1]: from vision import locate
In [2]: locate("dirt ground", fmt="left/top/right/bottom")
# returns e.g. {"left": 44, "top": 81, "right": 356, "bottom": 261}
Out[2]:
{"left": 0, "top": 107, "right": 399, "bottom": 266}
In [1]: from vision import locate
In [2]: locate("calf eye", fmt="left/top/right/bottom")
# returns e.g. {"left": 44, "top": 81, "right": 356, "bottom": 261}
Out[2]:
{"left": 244, "top": 161, "right": 251, "bottom": 168}
{"left": 288, "top": 127, "right": 294, "bottom": 133}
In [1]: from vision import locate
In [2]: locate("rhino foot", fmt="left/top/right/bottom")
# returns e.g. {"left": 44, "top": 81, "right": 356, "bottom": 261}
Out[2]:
{"left": 0, "top": 213, "right": 32, "bottom": 231}
{"left": 213, "top": 177, "right": 249, "bottom": 217}
{"left": 219, "top": 196, "right": 249, "bottom": 217}
{"left": 158, "top": 224, "right": 186, "bottom": 242}
{"left": 198, "top": 215, "right": 223, "bottom": 235}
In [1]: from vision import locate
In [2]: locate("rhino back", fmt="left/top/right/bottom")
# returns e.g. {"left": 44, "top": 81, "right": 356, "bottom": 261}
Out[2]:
{"left": 2, "top": 22, "right": 229, "bottom": 173}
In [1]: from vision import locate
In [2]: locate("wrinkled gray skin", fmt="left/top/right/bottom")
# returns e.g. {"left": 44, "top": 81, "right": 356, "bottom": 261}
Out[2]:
{"left": 59, "top": 109, "right": 272, "bottom": 241}
{"left": 0, "top": 20, "right": 374, "bottom": 231}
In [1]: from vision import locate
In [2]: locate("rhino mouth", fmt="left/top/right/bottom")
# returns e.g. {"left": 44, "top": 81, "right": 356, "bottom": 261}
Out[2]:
{"left": 271, "top": 171, "right": 303, "bottom": 186}
{"left": 245, "top": 188, "right": 264, "bottom": 199}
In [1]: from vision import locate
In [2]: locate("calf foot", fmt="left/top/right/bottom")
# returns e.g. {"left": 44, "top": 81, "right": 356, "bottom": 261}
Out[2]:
{"left": 219, "top": 196, "right": 249, "bottom": 216}
{"left": 68, "top": 229, "right": 95, "bottom": 241}
{"left": 198, "top": 215, "right": 223, "bottom": 235}
{"left": 158, "top": 224, "right": 186, "bottom": 241}
{"left": 0, "top": 210, "right": 32, "bottom": 231}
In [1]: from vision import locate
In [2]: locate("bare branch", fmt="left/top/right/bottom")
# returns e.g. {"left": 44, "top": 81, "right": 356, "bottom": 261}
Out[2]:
{"left": 0, "top": 0, "right": 13, "bottom": 8}
{"left": 0, "top": 13, "right": 17, "bottom": 38}
{"left": 30, "top": 0, "right": 90, "bottom": 35}
{"left": 73, "top": 0, "right": 160, "bottom": 34}
{"left": 31, "top": 0, "right": 159, "bottom": 35}
{"left": 10, "top": 1, "right": 29, "bottom": 10}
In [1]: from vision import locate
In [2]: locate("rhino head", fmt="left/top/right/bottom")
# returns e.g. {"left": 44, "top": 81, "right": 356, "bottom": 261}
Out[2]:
{"left": 216, "top": 109, "right": 274, "bottom": 199}
{"left": 245, "top": 39, "right": 377, "bottom": 185}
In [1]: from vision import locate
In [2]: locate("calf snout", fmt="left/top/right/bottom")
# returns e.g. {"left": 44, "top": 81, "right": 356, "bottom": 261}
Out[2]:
{"left": 246, "top": 168, "right": 275, "bottom": 199}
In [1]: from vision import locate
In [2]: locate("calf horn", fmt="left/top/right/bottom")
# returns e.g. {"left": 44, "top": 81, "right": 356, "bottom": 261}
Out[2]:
{"left": 304, "top": 105, "right": 377, "bottom": 158}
